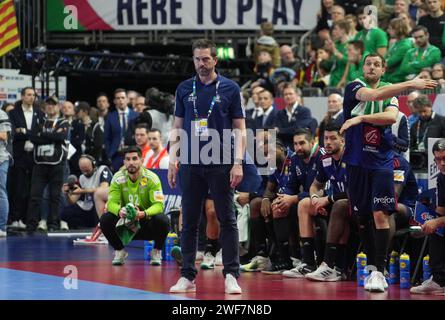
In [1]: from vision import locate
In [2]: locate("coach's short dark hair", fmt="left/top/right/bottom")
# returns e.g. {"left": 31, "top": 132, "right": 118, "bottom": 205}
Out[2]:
{"left": 114, "top": 88, "right": 127, "bottom": 97}
{"left": 192, "top": 39, "right": 217, "bottom": 57}
{"left": 21, "top": 87, "right": 35, "bottom": 96}
{"left": 433, "top": 139, "right": 445, "bottom": 153}
{"left": 122, "top": 146, "right": 142, "bottom": 158}
{"left": 411, "top": 25, "right": 429, "bottom": 36}
{"left": 325, "top": 121, "right": 343, "bottom": 135}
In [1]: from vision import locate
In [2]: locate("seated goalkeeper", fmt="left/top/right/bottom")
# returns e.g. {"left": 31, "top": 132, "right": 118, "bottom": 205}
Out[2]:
{"left": 100, "top": 145, "right": 170, "bottom": 266}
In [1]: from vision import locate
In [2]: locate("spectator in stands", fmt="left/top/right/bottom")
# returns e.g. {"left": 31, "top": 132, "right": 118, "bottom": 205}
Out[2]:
{"left": 76, "top": 101, "right": 93, "bottom": 156}
{"left": 1, "top": 102, "right": 14, "bottom": 113}
{"left": 407, "top": 90, "right": 420, "bottom": 128}
{"left": 274, "top": 83, "right": 313, "bottom": 147}
{"left": 345, "top": 14, "right": 358, "bottom": 39}
{"left": 144, "top": 128, "right": 169, "bottom": 169}
{"left": 417, "top": 2, "right": 430, "bottom": 21}
{"left": 419, "top": 0, "right": 445, "bottom": 56}
{"left": 410, "top": 94, "right": 445, "bottom": 152}
{"left": 145, "top": 87, "right": 174, "bottom": 146}
{"left": 383, "top": 18, "right": 414, "bottom": 84}
{"left": 316, "top": 3, "right": 346, "bottom": 41}
{"left": 252, "top": 51, "right": 275, "bottom": 94}
{"left": 318, "top": 93, "right": 344, "bottom": 147}
{"left": 325, "top": 19, "right": 350, "bottom": 87}
{"left": 432, "top": 63, "right": 445, "bottom": 88}
{"left": 399, "top": 26, "right": 442, "bottom": 81}
{"left": 336, "top": 0, "right": 371, "bottom": 15}
{"left": 246, "top": 86, "right": 265, "bottom": 130}
{"left": 63, "top": 101, "right": 85, "bottom": 177}
{"left": 26, "top": 96, "right": 69, "bottom": 233}
{"left": 354, "top": 6, "right": 388, "bottom": 56}
{"left": 419, "top": 68, "right": 433, "bottom": 79}
{"left": 91, "top": 93, "right": 109, "bottom": 165}
{"left": 61, "top": 155, "right": 111, "bottom": 229}
{"left": 280, "top": 45, "right": 301, "bottom": 71}
{"left": 9, "top": 87, "right": 45, "bottom": 230}
{"left": 256, "top": 89, "right": 277, "bottom": 130}
{"left": 0, "top": 108, "right": 11, "bottom": 237}
{"left": 408, "top": 0, "right": 422, "bottom": 22}
{"left": 398, "top": 12, "right": 416, "bottom": 33}
{"left": 253, "top": 21, "right": 280, "bottom": 68}
{"left": 134, "top": 123, "right": 150, "bottom": 161}
{"left": 126, "top": 90, "right": 140, "bottom": 109}
{"left": 411, "top": 139, "right": 445, "bottom": 294}
{"left": 134, "top": 95, "right": 147, "bottom": 113}
{"left": 104, "top": 88, "right": 138, "bottom": 172}
{"left": 338, "top": 40, "right": 365, "bottom": 87}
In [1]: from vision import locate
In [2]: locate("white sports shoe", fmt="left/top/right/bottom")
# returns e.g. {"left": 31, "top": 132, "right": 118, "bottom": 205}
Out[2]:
{"left": 196, "top": 251, "right": 205, "bottom": 261}
{"left": 225, "top": 274, "right": 242, "bottom": 294}
{"left": 170, "top": 277, "right": 196, "bottom": 293}
{"left": 11, "top": 220, "right": 26, "bottom": 230}
{"left": 305, "top": 262, "right": 341, "bottom": 282}
{"left": 150, "top": 248, "right": 162, "bottom": 266}
{"left": 0, "top": 229, "right": 6, "bottom": 237}
{"left": 112, "top": 249, "right": 128, "bottom": 266}
{"left": 37, "top": 220, "right": 47, "bottom": 231}
{"left": 364, "top": 271, "right": 388, "bottom": 292}
{"left": 60, "top": 220, "right": 69, "bottom": 231}
{"left": 200, "top": 252, "right": 215, "bottom": 269}
{"left": 410, "top": 276, "right": 445, "bottom": 295}
{"left": 215, "top": 249, "right": 223, "bottom": 266}
{"left": 282, "top": 263, "right": 315, "bottom": 278}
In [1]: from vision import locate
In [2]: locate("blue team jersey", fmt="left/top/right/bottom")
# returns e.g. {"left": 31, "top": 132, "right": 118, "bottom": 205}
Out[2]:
{"left": 393, "top": 153, "right": 418, "bottom": 208}
{"left": 437, "top": 173, "right": 445, "bottom": 207}
{"left": 175, "top": 73, "right": 245, "bottom": 165}
{"left": 343, "top": 79, "right": 399, "bottom": 170}
{"left": 268, "top": 149, "right": 294, "bottom": 193}
{"left": 284, "top": 146, "right": 325, "bottom": 199}
{"left": 315, "top": 152, "right": 347, "bottom": 194}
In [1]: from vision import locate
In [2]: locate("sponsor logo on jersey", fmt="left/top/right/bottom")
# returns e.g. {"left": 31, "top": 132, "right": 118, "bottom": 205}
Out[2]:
{"left": 373, "top": 196, "right": 395, "bottom": 205}
{"left": 154, "top": 190, "right": 165, "bottom": 202}
{"left": 394, "top": 170, "right": 405, "bottom": 183}
{"left": 322, "top": 157, "right": 332, "bottom": 167}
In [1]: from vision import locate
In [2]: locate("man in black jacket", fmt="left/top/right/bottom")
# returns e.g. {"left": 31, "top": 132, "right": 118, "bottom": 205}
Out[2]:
{"left": 410, "top": 94, "right": 445, "bottom": 154}
{"left": 8, "top": 87, "right": 45, "bottom": 229}
{"left": 26, "top": 96, "right": 69, "bottom": 232}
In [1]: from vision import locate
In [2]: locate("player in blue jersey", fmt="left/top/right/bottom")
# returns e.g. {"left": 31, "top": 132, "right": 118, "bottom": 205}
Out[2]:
{"left": 262, "top": 128, "right": 324, "bottom": 274}
{"left": 411, "top": 139, "right": 445, "bottom": 294}
{"left": 283, "top": 122, "right": 348, "bottom": 279}
{"left": 340, "top": 52, "right": 437, "bottom": 292}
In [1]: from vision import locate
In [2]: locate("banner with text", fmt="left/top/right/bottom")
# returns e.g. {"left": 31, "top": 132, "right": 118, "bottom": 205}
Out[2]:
{"left": 47, "top": 0, "right": 320, "bottom": 31}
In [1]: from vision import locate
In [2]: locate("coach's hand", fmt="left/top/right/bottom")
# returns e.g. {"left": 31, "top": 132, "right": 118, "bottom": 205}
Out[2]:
{"left": 410, "top": 77, "right": 438, "bottom": 90}
{"left": 261, "top": 198, "right": 272, "bottom": 219}
{"left": 230, "top": 164, "right": 243, "bottom": 188}
{"left": 422, "top": 219, "right": 439, "bottom": 234}
{"left": 168, "top": 162, "right": 178, "bottom": 189}
{"left": 340, "top": 116, "right": 362, "bottom": 134}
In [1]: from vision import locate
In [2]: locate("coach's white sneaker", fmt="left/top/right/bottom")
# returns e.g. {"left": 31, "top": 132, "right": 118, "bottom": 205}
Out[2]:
{"left": 225, "top": 274, "right": 242, "bottom": 294}
{"left": 0, "top": 229, "right": 6, "bottom": 237}
{"left": 170, "top": 277, "right": 196, "bottom": 293}
{"left": 410, "top": 276, "right": 445, "bottom": 295}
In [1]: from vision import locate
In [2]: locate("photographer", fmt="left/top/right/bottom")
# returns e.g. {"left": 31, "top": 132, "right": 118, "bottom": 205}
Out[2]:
{"left": 61, "top": 154, "right": 112, "bottom": 229}
{"left": 145, "top": 87, "right": 174, "bottom": 146}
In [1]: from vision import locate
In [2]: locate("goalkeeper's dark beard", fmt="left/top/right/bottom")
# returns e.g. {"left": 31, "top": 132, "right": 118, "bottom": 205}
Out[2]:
{"left": 127, "top": 165, "right": 139, "bottom": 174}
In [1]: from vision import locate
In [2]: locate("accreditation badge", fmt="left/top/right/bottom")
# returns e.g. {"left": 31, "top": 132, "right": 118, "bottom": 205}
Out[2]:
{"left": 194, "top": 118, "right": 209, "bottom": 136}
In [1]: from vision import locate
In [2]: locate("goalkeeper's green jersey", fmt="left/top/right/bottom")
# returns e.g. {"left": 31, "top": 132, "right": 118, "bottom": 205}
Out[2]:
{"left": 108, "top": 167, "right": 165, "bottom": 217}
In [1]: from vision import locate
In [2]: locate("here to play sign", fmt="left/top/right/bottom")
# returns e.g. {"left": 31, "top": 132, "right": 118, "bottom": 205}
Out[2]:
{"left": 46, "top": 0, "right": 319, "bottom": 31}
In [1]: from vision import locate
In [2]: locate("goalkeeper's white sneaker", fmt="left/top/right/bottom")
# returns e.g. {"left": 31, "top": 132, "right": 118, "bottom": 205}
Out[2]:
{"left": 170, "top": 277, "right": 196, "bottom": 293}
{"left": 112, "top": 249, "right": 128, "bottom": 266}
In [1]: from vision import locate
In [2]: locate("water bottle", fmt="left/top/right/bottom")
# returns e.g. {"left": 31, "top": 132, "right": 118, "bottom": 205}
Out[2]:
{"left": 423, "top": 255, "right": 431, "bottom": 282}
{"left": 399, "top": 253, "right": 410, "bottom": 289}
{"left": 388, "top": 251, "right": 399, "bottom": 285}
{"left": 144, "top": 240, "right": 154, "bottom": 260}
{"left": 356, "top": 252, "right": 368, "bottom": 286}
{"left": 163, "top": 233, "right": 179, "bottom": 261}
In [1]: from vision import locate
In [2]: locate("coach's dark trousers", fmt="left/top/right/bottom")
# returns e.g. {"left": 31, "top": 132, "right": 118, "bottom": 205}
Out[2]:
{"left": 179, "top": 164, "right": 240, "bottom": 281}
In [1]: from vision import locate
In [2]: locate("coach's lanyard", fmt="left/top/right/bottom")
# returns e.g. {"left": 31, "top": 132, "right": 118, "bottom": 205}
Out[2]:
{"left": 191, "top": 76, "right": 220, "bottom": 121}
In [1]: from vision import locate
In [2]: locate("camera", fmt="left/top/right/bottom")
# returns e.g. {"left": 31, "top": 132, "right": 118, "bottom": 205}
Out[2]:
{"left": 66, "top": 174, "right": 78, "bottom": 191}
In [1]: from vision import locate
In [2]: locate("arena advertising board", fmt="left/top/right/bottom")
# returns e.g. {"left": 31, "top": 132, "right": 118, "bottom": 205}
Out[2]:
{"left": 46, "top": 0, "right": 319, "bottom": 31}
{"left": 0, "top": 69, "right": 67, "bottom": 103}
